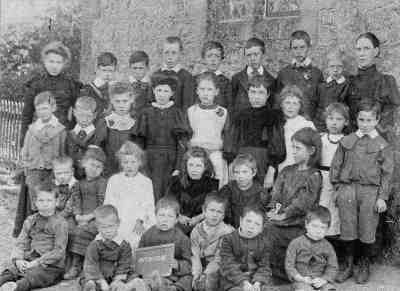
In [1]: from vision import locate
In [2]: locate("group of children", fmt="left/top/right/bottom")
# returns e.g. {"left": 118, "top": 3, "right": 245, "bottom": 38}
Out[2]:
{"left": 3, "top": 29, "right": 398, "bottom": 291}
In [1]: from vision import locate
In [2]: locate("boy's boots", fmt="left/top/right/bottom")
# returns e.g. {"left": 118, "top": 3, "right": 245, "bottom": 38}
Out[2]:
{"left": 335, "top": 241, "right": 354, "bottom": 283}
{"left": 355, "top": 243, "right": 372, "bottom": 284}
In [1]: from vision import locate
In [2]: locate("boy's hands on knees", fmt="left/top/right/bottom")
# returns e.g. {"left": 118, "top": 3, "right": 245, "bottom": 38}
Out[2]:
{"left": 98, "top": 279, "right": 110, "bottom": 291}
{"left": 15, "top": 260, "right": 29, "bottom": 273}
{"left": 172, "top": 170, "right": 180, "bottom": 176}
{"left": 253, "top": 281, "right": 261, "bottom": 291}
{"left": 133, "top": 219, "right": 145, "bottom": 235}
{"left": 25, "top": 259, "right": 40, "bottom": 269}
{"left": 375, "top": 198, "right": 387, "bottom": 213}
{"left": 242, "top": 280, "right": 253, "bottom": 291}
{"left": 311, "top": 277, "right": 327, "bottom": 288}
{"left": 294, "top": 274, "right": 313, "bottom": 285}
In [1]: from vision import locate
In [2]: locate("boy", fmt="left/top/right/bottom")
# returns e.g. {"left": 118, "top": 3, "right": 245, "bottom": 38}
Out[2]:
{"left": 219, "top": 154, "right": 270, "bottom": 228}
{"left": 330, "top": 101, "right": 394, "bottom": 284}
{"left": 196, "top": 41, "right": 232, "bottom": 110}
{"left": 231, "top": 37, "right": 275, "bottom": 118}
{"left": 80, "top": 52, "right": 117, "bottom": 120}
{"left": 151, "top": 36, "right": 195, "bottom": 111}
{"left": 22, "top": 91, "right": 66, "bottom": 212}
{"left": 66, "top": 96, "right": 98, "bottom": 179}
{"left": 191, "top": 193, "right": 234, "bottom": 291}
{"left": 0, "top": 186, "right": 68, "bottom": 291}
{"left": 82, "top": 205, "right": 147, "bottom": 291}
{"left": 128, "top": 50, "right": 151, "bottom": 115}
{"left": 285, "top": 206, "right": 338, "bottom": 291}
{"left": 275, "top": 30, "right": 324, "bottom": 120}
{"left": 139, "top": 197, "right": 192, "bottom": 291}
{"left": 314, "top": 50, "right": 350, "bottom": 131}
{"left": 219, "top": 205, "right": 272, "bottom": 291}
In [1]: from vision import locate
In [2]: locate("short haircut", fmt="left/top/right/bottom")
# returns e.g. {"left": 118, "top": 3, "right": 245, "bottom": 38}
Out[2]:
{"left": 82, "top": 146, "right": 106, "bottom": 165}
{"left": 357, "top": 101, "right": 381, "bottom": 119}
{"left": 324, "top": 102, "right": 350, "bottom": 121}
{"left": 109, "top": 81, "right": 133, "bottom": 98}
{"left": 290, "top": 30, "right": 311, "bottom": 48}
{"left": 75, "top": 96, "right": 97, "bottom": 113}
{"left": 129, "top": 50, "right": 150, "bottom": 66}
{"left": 97, "top": 52, "right": 117, "bottom": 67}
{"left": 201, "top": 41, "right": 225, "bottom": 59}
{"left": 248, "top": 75, "right": 273, "bottom": 92}
{"left": 116, "top": 141, "right": 145, "bottom": 167}
{"left": 164, "top": 36, "right": 183, "bottom": 51}
{"left": 305, "top": 206, "right": 331, "bottom": 227}
{"left": 52, "top": 156, "right": 73, "bottom": 169}
{"left": 41, "top": 41, "right": 71, "bottom": 65}
{"left": 196, "top": 71, "right": 219, "bottom": 88}
{"left": 241, "top": 204, "right": 265, "bottom": 220}
{"left": 156, "top": 197, "right": 180, "bottom": 216}
{"left": 231, "top": 153, "right": 257, "bottom": 174}
{"left": 291, "top": 127, "right": 322, "bottom": 167}
{"left": 94, "top": 204, "right": 120, "bottom": 222}
{"left": 203, "top": 192, "right": 228, "bottom": 211}
{"left": 245, "top": 37, "right": 265, "bottom": 54}
{"left": 151, "top": 73, "right": 178, "bottom": 92}
{"left": 34, "top": 91, "right": 56, "bottom": 107}
{"left": 278, "top": 85, "right": 304, "bottom": 110}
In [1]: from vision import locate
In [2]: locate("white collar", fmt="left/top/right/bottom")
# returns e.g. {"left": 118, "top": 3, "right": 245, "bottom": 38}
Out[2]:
{"left": 326, "top": 75, "right": 346, "bottom": 84}
{"left": 93, "top": 78, "right": 107, "bottom": 88}
{"left": 55, "top": 176, "right": 77, "bottom": 189}
{"left": 151, "top": 101, "right": 174, "bottom": 109}
{"left": 105, "top": 112, "right": 135, "bottom": 130}
{"left": 247, "top": 66, "right": 264, "bottom": 76}
{"left": 355, "top": 129, "right": 379, "bottom": 139}
{"left": 95, "top": 232, "right": 125, "bottom": 245}
{"left": 73, "top": 124, "right": 95, "bottom": 135}
{"left": 35, "top": 115, "right": 60, "bottom": 131}
{"left": 129, "top": 75, "right": 150, "bottom": 84}
{"left": 292, "top": 57, "right": 312, "bottom": 68}
{"left": 161, "top": 64, "right": 182, "bottom": 73}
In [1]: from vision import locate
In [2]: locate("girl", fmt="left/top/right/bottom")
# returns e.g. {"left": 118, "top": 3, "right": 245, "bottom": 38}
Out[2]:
{"left": 166, "top": 146, "right": 219, "bottom": 234}
{"left": 278, "top": 85, "right": 315, "bottom": 172}
{"left": 266, "top": 127, "right": 322, "bottom": 281}
{"left": 94, "top": 81, "right": 142, "bottom": 176}
{"left": 188, "top": 72, "right": 230, "bottom": 188}
{"left": 104, "top": 141, "right": 155, "bottom": 249}
{"left": 136, "top": 74, "right": 190, "bottom": 201}
{"left": 319, "top": 103, "right": 348, "bottom": 238}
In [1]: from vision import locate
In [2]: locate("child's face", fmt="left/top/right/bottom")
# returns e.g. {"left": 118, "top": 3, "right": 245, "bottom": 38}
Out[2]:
{"left": 110, "top": 92, "right": 134, "bottom": 115}
{"left": 204, "top": 48, "right": 222, "bottom": 72}
{"left": 239, "top": 211, "right": 263, "bottom": 238}
{"left": 203, "top": 201, "right": 225, "bottom": 227}
{"left": 187, "top": 156, "right": 206, "bottom": 180}
{"left": 327, "top": 58, "right": 344, "bottom": 80}
{"left": 248, "top": 85, "right": 269, "bottom": 108}
{"left": 35, "top": 103, "right": 56, "bottom": 122}
{"left": 53, "top": 163, "right": 74, "bottom": 185}
{"left": 163, "top": 42, "right": 181, "bottom": 69}
{"left": 156, "top": 207, "right": 178, "bottom": 231}
{"left": 281, "top": 95, "right": 301, "bottom": 119}
{"left": 326, "top": 111, "right": 347, "bottom": 135}
{"left": 290, "top": 39, "right": 309, "bottom": 63}
{"left": 120, "top": 154, "right": 140, "bottom": 177}
{"left": 43, "top": 52, "right": 66, "bottom": 76}
{"left": 357, "top": 110, "right": 379, "bottom": 134}
{"left": 292, "top": 140, "right": 313, "bottom": 166}
{"left": 82, "top": 158, "right": 104, "bottom": 180}
{"left": 245, "top": 46, "right": 264, "bottom": 70}
{"left": 73, "top": 106, "right": 95, "bottom": 128}
{"left": 130, "top": 61, "right": 148, "bottom": 81}
{"left": 233, "top": 164, "right": 255, "bottom": 189}
{"left": 197, "top": 79, "right": 218, "bottom": 106}
{"left": 305, "top": 218, "right": 328, "bottom": 241}
{"left": 35, "top": 191, "right": 56, "bottom": 217}
{"left": 153, "top": 84, "right": 174, "bottom": 106}
{"left": 96, "top": 217, "right": 120, "bottom": 241}
{"left": 95, "top": 65, "right": 116, "bottom": 84}
{"left": 356, "top": 37, "right": 379, "bottom": 68}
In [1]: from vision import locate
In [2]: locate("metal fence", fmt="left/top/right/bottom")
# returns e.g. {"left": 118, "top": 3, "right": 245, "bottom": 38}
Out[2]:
{"left": 0, "top": 99, "right": 23, "bottom": 171}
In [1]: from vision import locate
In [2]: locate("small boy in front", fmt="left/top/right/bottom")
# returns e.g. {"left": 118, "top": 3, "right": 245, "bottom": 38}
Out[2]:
{"left": 219, "top": 205, "right": 272, "bottom": 291}
{"left": 82, "top": 204, "right": 148, "bottom": 291}
{"left": 275, "top": 30, "right": 324, "bottom": 120}
{"left": 285, "top": 206, "right": 338, "bottom": 291}
{"left": 139, "top": 197, "right": 192, "bottom": 291}
{"left": 330, "top": 101, "right": 394, "bottom": 284}
{"left": 191, "top": 193, "right": 234, "bottom": 291}
{"left": 22, "top": 91, "right": 66, "bottom": 212}
{"left": 152, "top": 36, "right": 195, "bottom": 111}
{"left": 231, "top": 37, "right": 275, "bottom": 117}
{"left": 128, "top": 50, "right": 151, "bottom": 115}
{"left": 0, "top": 186, "right": 68, "bottom": 291}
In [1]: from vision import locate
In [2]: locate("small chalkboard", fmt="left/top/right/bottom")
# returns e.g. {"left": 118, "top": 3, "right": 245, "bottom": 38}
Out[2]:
{"left": 134, "top": 243, "right": 175, "bottom": 277}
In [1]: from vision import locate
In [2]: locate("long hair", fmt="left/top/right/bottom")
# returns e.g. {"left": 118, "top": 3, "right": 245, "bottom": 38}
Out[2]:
{"left": 291, "top": 127, "right": 322, "bottom": 167}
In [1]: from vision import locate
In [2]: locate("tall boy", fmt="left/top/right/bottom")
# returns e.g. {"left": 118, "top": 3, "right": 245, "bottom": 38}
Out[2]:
{"left": 275, "top": 30, "right": 324, "bottom": 120}
{"left": 231, "top": 37, "right": 275, "bottom": 118}
{"left": 0, "top": 186, "right": 68, "bottom": 291}
{"left": 152, "top": 36, "right": 195, "bottom": 111}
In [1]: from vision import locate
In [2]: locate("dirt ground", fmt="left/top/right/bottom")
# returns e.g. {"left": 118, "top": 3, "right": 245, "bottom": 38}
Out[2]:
{"left": 0, "top": 188, "right": 399, "bottom": 291}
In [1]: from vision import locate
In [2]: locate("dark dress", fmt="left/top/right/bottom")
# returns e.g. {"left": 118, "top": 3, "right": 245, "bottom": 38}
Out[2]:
{"left": 79, "top": 82, "right": 111, "bottom": 122}
{"left": 136, "top": 104, "right": 190, "bottom": 201}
